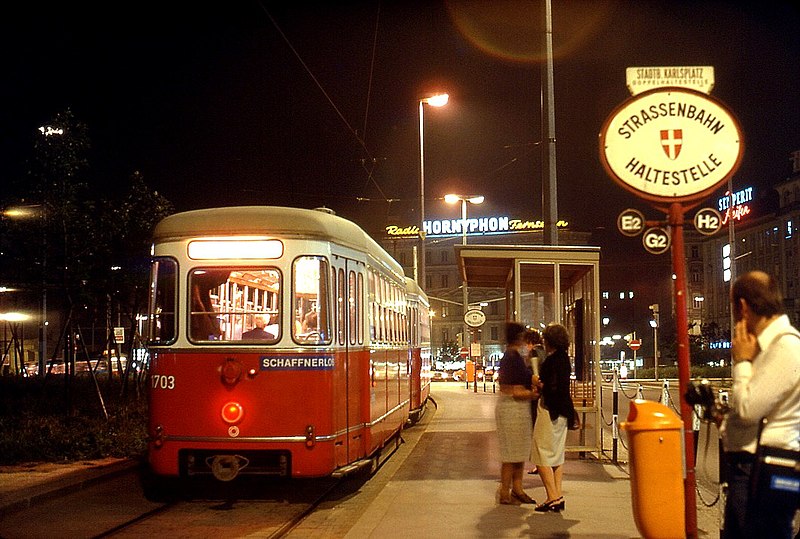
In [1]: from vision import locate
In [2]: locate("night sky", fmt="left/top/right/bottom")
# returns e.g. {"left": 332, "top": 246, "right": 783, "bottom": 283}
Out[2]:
{"left": 2, "top": 1, "right": 799, "bottom": 286}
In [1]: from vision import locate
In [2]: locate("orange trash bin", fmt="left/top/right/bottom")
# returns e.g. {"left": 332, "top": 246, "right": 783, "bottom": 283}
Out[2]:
{"left": 620, "top": 399, "right": 685, "bottom": 539}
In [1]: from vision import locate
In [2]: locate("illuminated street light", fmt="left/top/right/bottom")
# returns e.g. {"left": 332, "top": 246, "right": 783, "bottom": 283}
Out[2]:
{"left": 444, "top": 194, "right": 484, "bottom": 246}
{"left": 0, "top": 312, "right": 31, "bottom": 322}
{"left": 418, "top": 92, "right": 449, "bottom": 290}
{"left": 649, "top": 303, "right": 660, "bottom": 380}
{"left": 445, "top": 192, "right": 484, "bottom": 391}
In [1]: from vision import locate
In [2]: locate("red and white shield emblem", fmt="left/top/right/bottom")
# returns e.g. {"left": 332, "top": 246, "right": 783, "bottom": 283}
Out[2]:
{"left": 660, "top": 129, "right": 683, "bottom": 160}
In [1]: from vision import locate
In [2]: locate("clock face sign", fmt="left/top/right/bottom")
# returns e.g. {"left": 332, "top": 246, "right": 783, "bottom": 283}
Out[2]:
{"left": 600, "top": 87, "right": 744, "bottom": 205}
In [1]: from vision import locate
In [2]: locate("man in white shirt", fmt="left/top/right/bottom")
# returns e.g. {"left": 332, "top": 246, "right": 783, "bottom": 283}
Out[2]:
{"left": 720, "top": 270, "right": 800, "bottom": 538}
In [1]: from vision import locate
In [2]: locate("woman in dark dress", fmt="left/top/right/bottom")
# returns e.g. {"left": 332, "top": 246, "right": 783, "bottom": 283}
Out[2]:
{"left": 495, "top": 322, "right": 538, "bottom": 505}
{"left": 530, "top": 323, "right": 575, "bottom": 512}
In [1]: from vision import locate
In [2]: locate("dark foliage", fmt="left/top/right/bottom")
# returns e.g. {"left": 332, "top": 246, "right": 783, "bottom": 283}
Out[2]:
{"left": 0, "top": 376, "right": 147, "bottom": 465}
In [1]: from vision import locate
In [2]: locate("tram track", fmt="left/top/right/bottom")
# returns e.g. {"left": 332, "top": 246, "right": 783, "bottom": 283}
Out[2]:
{"left": 90, "top": 500, "right": 178, "bottom": 538}
{"left": 76, "top": 431, "right": 410, "bottom": 538}
{"left": 75, "top": 475, "right": 354, "bottom": 538}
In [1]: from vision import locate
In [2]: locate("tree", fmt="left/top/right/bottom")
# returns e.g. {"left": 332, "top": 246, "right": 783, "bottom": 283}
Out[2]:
{"left": 2, "top": 109, "right": 174, "bottom": 388}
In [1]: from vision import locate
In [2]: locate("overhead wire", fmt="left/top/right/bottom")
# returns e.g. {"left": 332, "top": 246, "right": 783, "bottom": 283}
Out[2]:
{"left": 257, "top": 2, "right": 390, "bottom": 204}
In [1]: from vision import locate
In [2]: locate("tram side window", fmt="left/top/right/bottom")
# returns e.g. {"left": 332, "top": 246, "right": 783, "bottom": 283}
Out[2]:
{"left": 348, "top": 270, "right": 357, "bottom": 345}
{"left": 357, "top": 272, "right": 364, "bottom": 344}
{"left": 293, "top": 256, "right": 331, "bottom": 345}
{"left": 337, "top": 268, "right": 346, "bottom": 345}
{"left": 189, "top": 268, "right": 280, "bottom": 343}
{"left": 368, "top": 269, "right": 377, "bottom": 341}
{"left": 147, "top": 258, "right": 177, "bottom": 344}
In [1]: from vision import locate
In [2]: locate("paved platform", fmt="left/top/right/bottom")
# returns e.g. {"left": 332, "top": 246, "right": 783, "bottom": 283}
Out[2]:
{"left": 289, "top": 382, "right": 720, "bottom": 538}
{"left": 0, "top": 383, "right": 720, "bottom": 537}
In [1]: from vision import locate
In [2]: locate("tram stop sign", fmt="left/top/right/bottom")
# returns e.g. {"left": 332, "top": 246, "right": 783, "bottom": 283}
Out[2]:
{"left": 599, "top": 87, "right": 743, "bottom": 206}
{"left": 642, "top": 227, "right": 671, "bottom": 255}
{"left": 694, "top": 207, "right": 723, "bottom": 235}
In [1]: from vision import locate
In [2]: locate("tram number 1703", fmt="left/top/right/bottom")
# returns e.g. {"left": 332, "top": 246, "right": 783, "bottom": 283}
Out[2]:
{"left": 151, "top": 374, "right": 176, "bottom": 390}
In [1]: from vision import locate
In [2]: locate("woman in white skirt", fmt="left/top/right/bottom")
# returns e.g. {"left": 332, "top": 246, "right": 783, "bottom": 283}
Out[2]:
{"left": 530, "top": 323, "right": 575, "bottom": 512}
{"left": 495, "top": 322, "right": 538, "bottom": 504}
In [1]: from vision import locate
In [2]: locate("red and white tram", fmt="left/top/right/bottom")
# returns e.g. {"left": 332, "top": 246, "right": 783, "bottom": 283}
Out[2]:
{"left": 144, "top": 206, "right": 430, "bottom": 483}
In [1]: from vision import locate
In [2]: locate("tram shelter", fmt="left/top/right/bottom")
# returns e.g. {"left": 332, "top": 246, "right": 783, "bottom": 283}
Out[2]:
{"left": 455, "top": 244, "right": 601, "bottom": 454}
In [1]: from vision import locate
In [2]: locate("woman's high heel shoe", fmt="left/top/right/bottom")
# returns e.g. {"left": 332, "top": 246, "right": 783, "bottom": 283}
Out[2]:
{"left": 534, "top": 497, "right": 564, "bottom": 512}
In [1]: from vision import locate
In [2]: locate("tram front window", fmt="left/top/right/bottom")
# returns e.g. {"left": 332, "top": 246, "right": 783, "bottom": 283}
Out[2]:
{"left": 188, "top": 267, "right": 281, "bottom": 343}
{"left": 293, "top": 256, "right": 331, "bottom": 345}
{"left": 147, "top": 258, "right": 177, "bottom": 344}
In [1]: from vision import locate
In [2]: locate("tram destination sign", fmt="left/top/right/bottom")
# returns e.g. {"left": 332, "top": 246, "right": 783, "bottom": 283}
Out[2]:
{"left": 599, "top": 87, "right": 744, "bottom": 205}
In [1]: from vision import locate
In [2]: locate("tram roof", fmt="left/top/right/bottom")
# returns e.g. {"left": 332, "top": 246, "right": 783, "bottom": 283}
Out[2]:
{"left": 153, "top": 206, "right": 404, "bottom": 277}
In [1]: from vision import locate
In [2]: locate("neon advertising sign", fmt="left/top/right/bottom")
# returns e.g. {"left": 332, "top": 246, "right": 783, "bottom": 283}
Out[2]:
{"left": 385, "top": 216, "right": 569, "bottom": 238}
{"left": 717, "top": 186, "right": 753, "bottom": 224}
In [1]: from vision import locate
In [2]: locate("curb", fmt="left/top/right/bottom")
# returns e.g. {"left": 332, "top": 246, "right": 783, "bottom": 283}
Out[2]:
{"left": 0, "top": 458, "right": 139, "bottom": 516}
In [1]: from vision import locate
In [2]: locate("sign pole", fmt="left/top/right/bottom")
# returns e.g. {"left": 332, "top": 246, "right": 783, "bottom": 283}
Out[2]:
{"left": 599, "top": 74, "right": 742, "bottom": 539}
{"left": 668, "top": 202, "right": 698, "bottom": 538}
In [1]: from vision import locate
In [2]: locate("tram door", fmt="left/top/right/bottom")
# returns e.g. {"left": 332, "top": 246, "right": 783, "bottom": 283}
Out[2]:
{"left": 332, "top": 256, "right": 365, "bottom": 466}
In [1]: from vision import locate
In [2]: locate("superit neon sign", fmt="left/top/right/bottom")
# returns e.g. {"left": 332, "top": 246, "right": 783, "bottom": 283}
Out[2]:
{"left": 717, "top": 187, "right": 753, "bottom": 224}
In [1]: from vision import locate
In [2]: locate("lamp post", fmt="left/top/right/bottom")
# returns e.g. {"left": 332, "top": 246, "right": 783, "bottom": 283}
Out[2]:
{"left": 445, "top": 193, "right": 484, "bottom": 390}
{"left": 693, "top": 295, "right": 704, "bottom": 336}
{"left": 418, "top": 93, "right": 449, "bottom": 290}
{"left": 444, "top": 194, "right": 485, "bottom": 246}
{"left": 649, "top": 303, "right": 660, "bottom": 379}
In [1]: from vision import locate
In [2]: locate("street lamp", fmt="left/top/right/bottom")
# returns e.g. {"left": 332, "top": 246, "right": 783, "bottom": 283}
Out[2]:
{"left": 445, "top": 193, "right": 484, "bottom": 390}
{"left": 649, "top": 303, "right": 660, "bottom": 379}
{"left": 444, "top": 194, "right": 484, "bottom": 245}
{"left": 418, "top": 93, "right": 449, "bottom": 290}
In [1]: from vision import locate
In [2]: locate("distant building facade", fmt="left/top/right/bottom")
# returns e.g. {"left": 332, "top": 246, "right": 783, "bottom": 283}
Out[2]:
{"left": 685, "top": 149, "right": 800, "bottom": 350}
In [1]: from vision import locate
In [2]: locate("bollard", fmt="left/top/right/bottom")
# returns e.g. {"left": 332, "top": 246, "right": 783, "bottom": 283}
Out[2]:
{"left": 661, "top": 378, "right": 670, "bottom": 405}
{"left": 612, "top": 368, "right": 620, "bottom": 464}
{"left": 692, "top": 404, "right": 701, "bottom": 459}
{"left": 637, "top": 384, "right": 644, "bottom": 400}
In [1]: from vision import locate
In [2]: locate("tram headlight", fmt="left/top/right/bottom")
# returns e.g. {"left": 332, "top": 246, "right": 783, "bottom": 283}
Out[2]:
{"left": 221, "top": 401, "right": 244, "bottom": 425}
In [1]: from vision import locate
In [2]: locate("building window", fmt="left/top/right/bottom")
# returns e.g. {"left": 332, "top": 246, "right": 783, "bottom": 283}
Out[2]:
{"left": 441, "top": 274, "right": 449, "bottom": 288}
{"left": 691, "top": 246, "right": 699, "bottom": 259}
{"left": 490, "top": 325, "right": 498, "bottom": 340}
{"left": 440, "top": 250, "right": 448, "bottom": 263}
